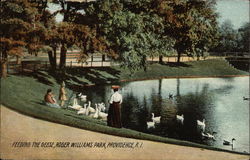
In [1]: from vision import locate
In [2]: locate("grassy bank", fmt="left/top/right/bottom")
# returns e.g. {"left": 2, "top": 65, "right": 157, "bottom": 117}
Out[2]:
{"left": 117, "top": 60, "right": 248, "bottom": 83}
{"left": 1, "top": 59, "right": 249, "bottom": 155}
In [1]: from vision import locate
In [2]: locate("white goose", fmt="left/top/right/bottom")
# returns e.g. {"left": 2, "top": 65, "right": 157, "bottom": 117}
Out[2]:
{"left": 152, "top": 113, "right": 161, "bottom": 123}
{"left": 197, "top": 119, "right": 206, "bottom": 132}
{"left": 77, "top": 104, "right": 87, "bottom": 115}
{"left": 87, "top": 101, "right": 96, "bottom": 113}
{"left": 69, "top": 98, "right": 82, "bottom": 110}
{"left": 201, "top": 132, "right": 215, "bottom": 140}
{"left": 147, "top": 120, "right": 155, "bottom": 129}
{"left": 90, "top": 107, "right": 99, "bottom": 119}
{"left": 97, "top": 106, "right": 108, "bottom": 119}
{"left": 223, "top": 138, "right": 236, "bottom": 146}
{"left": 206, "top": 132, "right": 215, "bottom": 140}
{"left": 98, "top": 102, "right": 106, "bottom": 112}
{"left": 176, "top": 114, "right": 184, "bottom": 125}
{"left": 78, "top": 93, "right": 87, "bottom": 101}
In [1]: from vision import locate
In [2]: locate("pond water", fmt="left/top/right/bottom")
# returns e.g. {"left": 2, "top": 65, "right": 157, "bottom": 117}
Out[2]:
{"left": 81, "top": 77, "right": 249, "bottom": 153}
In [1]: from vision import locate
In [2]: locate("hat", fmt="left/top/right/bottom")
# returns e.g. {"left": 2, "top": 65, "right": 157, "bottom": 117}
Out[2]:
{"left": 111, "top": 85, "right": 120, "bottom": 89}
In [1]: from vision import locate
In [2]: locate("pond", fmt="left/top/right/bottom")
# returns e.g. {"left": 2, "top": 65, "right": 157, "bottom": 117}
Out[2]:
{"left": 81, "top": 77, "right": 249, "bottom": 153}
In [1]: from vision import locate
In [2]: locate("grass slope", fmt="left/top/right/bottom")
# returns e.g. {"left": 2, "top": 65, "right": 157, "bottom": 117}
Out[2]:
{"left": 118, "top": 59, "right": 248, "bottom": 80}
{"left": 1, "top": 59, "right": 249, "bottom": 155}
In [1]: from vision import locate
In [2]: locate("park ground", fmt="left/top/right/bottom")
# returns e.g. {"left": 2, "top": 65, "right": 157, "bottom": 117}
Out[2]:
{"left": 1, "top": 106, "right": 249, "bottom": 160}
{"left": 1, "top": 58, "right": 249, "bottom": 159}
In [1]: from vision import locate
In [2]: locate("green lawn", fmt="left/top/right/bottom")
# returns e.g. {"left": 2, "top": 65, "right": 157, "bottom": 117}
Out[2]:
{"left": 118, "top": 59, "right": 248, "bottom": 80}
{"left": 1, "top": 59, "right": 249, "bottom": 155}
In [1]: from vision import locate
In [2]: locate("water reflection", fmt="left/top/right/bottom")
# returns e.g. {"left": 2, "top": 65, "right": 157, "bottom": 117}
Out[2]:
{"left": 121, "top": 93, "right": 148, "bottom": 131}
{"left": 81, "top": 77, "right": 249, "bottom": 153}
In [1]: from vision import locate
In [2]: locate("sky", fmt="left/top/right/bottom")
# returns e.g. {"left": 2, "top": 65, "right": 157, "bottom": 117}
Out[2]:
{"left": 216, "top": 0, "right": 249, "bottom": 29}
{"left": 49, "top": 0, "right": 249, "bottom": 29}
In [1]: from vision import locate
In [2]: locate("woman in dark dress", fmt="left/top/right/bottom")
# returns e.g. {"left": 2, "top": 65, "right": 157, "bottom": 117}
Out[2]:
{"left": 107, "top": 86, "right": 123, "bottom": 128}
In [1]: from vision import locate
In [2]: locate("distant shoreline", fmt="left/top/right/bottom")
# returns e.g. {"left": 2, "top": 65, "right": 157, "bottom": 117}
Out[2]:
{"left": 119, "top": 74, "right": 249, "bottom": 82}
{"left": 82, "top": 74, "right": 249, "bottom": 87}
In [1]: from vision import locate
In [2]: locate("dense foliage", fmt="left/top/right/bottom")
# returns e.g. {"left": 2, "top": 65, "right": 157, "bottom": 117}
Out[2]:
{"left": 3, "top": 0, "right": 247, "bottom": 77}
{"left": 0, "top": 0, "right": 45, "bottom": 77}
{"left": 212, "top": 21, "right": 249, "bottom": 53}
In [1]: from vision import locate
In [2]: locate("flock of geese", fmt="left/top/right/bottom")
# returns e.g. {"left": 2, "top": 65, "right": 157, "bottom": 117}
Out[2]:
{"left": 147, "top": 112, "right": 236, "bottom": 147}
{"left": 68, "top": 93, "right": 108, "bottom": 119}
{"left": 146, "top": 93, "right": 240, "bottom": 148}
{"left": 71, "top": 92, "right": 239, "bottom": 148}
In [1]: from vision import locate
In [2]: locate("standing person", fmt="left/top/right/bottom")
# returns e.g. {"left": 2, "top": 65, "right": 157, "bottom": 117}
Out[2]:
{"left": 107, "top": 85, "right": 123, "bottom": 128}
{"left": 59, "top": 81, "right": 67, "bottom": 107}
{"left": 44, "top": 89, "right": 61, "bottom": 108}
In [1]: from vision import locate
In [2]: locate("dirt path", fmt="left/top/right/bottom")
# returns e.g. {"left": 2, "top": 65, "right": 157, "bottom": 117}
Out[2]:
{"left": 1, "top": 106, "right": 249, "bottom": 160}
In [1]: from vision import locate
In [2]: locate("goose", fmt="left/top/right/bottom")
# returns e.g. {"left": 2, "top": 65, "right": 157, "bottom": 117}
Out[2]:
{"left": 68, "top": 98, "right": 82, "bottom": 110}
{"left": 85, "top": 105, "right": 90, "bottom": 116}
{"left": 243, "top": 97, "right": 249, "bottom": 100}
{"left": 77, "top": 93, "right": 82, "bottom": 96}
{"left": 223, "top": 138, "right": 236, "bottom": 145}
{"left": 201, "top": 132, "right": 207, "bottom": 137}
{"left": 147, "top": 121, "right": 155, "bottom": 129}
{"left": 98, "top": 103, "right": 106, "bottom": 112}
{"left": 201, "top": 132, "right": 215, "bottom": 140}
{"left": 77, "top": 93, "right": 87, "bottom": 101}
{"left": 90, "top": 107, "right": 99, "bottom": 119}
{"left": 80, "top": 95, "right": 87, "bottom": 102}
{"left": 197, "top": 119, "right": 206, "bottom": 132}
{"left": 77, "top": 104, "right": 87, "bottom": 115}
{"left": 176, "top": 114, "right": 184, "bottom": 125}
{"left": 151, "top": 113, "right": 161, "bottom": 123}
{"left": 97, "top": 107, "right": 108, "bottom": 119}
{"left": 87, "top": 101, "right": 96, "bottom": 113}
{"left": 206, "top": 132, "right": 215, "bottom": 140}
{"left": 169, "top": 93, "right": 173, "bottom": 99}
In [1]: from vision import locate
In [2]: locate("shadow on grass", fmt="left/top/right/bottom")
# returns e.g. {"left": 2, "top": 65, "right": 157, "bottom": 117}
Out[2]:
{"left": 30, "top": 100, "right": 45, "bottom": 106}
{"left": 20, "top": 71, "right": 54, "bottom": 86}
{"left": 18, "top": 66, "right": 121, "bottom": 93}
{"left": 163, "top": 62, "right": 192, "bottom": 67}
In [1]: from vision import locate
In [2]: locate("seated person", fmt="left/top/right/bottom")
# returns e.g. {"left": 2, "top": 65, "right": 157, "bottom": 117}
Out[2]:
{"left": 44, "top": 89, "right": 61, "bottom": 108}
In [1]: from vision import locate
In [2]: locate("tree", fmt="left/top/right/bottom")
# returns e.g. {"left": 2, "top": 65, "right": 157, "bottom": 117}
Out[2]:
{"left": 45, "top": 0, "right": 99, "bottom": 69}
{"left": 84, "top": 0, "right": 174, "bottom": 71}
{"left": 238, "top": 22, "right": 250, "bottom": 52}
{"left": 154, "top": 0, "right": 219, "bottom": 62}
{"left": 0, "top": 0, "right": 42, "bottom": 77}
{"left": 45, "top": 25, "right": 60, "bottom": 69}
{"left": 213, "top": 20, "right": 239, "bottom": 53}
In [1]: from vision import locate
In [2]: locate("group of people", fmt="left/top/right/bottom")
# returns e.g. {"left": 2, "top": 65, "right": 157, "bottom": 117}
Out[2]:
{"left": 44, "top": 83, "right": 123, "bottom": 128}
{"left": 44, "top": 82, "right": 67, "bottom": 108}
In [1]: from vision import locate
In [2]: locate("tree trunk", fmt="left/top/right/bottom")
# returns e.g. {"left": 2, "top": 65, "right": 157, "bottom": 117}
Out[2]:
{"left": 16, "top": 56, "right": 21, "bottom": 64}
{"left": 177, "top": 52, "right": 181, "bottom": 63}
{"left": 1, "top": 61, "right": 7, "bottom": 78}
{"left": 59, "top": 43, "right": 67, "bottom": 69}
{"left": 1, "top": 51, "right": 8, "bottom": 78}
{"left": 48, "top": 47, "right": 57, "bottom": 69}
{"left": 175, "top": 43, "right": 182, "bottom": 64}
{"left": 159, "top": 55, "right": 163, "bottom": 64}
{"left": 48, "top": 51, "right": 55, "bottom": 69}
{"left": 53, "top": 47, "right": 57, "bottom": 67}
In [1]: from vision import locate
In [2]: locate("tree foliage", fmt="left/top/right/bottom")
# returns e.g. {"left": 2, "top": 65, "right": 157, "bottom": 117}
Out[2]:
{"left": 85, "top": 0, "right": 175, "bottom": 71}
{"left": 0, "top": 0, "right": 45, "bottom": 77}
{"left": 212, "top": 21, "right": 249, "bottom": 53}
{"left": 1, "top": 0, "right": 222, "bottom": 76}
{"left": 238, "top": 22, "right": 250, "bottom": 52}
{"left": 153, "top": 0, "right": 219, "bottom": 61}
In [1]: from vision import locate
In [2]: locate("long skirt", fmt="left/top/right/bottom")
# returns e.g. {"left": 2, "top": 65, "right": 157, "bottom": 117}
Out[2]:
{"left": 107, "top": 102, "right": 122, "bottom": 128}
